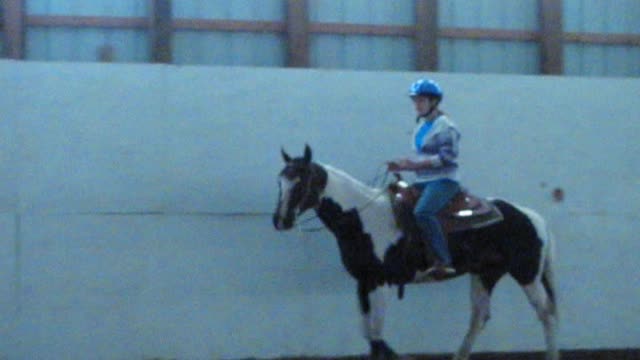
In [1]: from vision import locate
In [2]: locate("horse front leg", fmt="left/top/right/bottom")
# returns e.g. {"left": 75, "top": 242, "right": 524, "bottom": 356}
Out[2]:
{"left": 357, "top": 282, "right": 398, "bottom": 360}
{"left": 453, "top": 274, "right": 501, "bottom": 360}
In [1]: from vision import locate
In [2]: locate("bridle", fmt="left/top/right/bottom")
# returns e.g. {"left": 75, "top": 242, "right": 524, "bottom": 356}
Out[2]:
{"left": 294, "top": 164, "right": 392, "bottom": 233}
{"left": 295, "top": 166, "right": 318, "bottom": 215}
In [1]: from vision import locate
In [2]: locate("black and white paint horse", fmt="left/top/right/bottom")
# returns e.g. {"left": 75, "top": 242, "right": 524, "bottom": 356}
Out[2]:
{"left": 273, "top": 145, "right": 558, "bottom": 360}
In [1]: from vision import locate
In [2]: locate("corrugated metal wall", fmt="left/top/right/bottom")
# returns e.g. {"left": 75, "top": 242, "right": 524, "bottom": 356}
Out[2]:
{"left": 309, "top": 0, "right": 415, "bottom": 70}
{"left": 26, "top": 0, "right": 149, "bottom": 62}
{"left": 439, "top": 0, "right": 539, "bottom": 74}
{"left": 564, "top": 0, "right": 640, "bottom": 77}
{"left": 9, "top": 0, "right": 640, "bottom": 76}
{"left": 173, "top": 0, "right": 285, "bottom": 66}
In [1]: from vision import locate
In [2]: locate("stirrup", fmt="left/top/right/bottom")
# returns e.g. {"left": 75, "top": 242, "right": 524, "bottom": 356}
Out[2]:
{"left": 425, "top": 263, "right": 456, "bottom": 277}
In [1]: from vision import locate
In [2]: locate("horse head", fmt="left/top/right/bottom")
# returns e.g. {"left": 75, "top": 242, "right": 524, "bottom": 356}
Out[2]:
{"left": 273, "top": 144, "right": 327, "bottom": 230}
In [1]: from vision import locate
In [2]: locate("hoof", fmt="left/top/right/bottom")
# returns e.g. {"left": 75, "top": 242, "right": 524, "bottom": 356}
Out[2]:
{"left": 397, "top": 356, "right": 415, "bottom": 360}
{"left": 370, "top": 340, "right": 398, "bottom": 360}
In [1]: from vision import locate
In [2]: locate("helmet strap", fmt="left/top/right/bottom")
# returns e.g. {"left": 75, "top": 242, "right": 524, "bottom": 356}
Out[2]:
{"left": 418, "top": 98, "right": 441, "bottom": 121}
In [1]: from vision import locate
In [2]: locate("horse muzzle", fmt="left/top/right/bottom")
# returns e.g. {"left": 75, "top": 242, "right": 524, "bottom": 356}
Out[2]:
{"left": 272, "top": 213, "right": 294, "bottom": 230}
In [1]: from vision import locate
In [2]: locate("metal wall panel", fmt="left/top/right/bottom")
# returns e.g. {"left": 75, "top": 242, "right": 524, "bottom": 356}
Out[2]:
{"left": 439, "top": 0, "right": 538, "bottom": 30}
{"left": 440, "top": 39, "right": 539, "bottom": 74}
{"left": 173, "top": 32, "right": 285, "bottom": 66}
{"left": 309, "top": 0, "right": 413, "bottom": 25}
{"left": 172, "top": 0, "right": 285, "bottom": 66}
{"left": 27, "top": 28, "right": 149, "bottom": 63}
{"left": 564, "top": 0, "right": 640, "bottom": 77}
{"left": 26, "top": 0, "right": 147, "bottom": 16}
{"left": 564, "top": 0, "right": 640, "bottom": 34}
{"left": 439, "top": 0, "right": 539, "bottom": 75}
{"left": 309, "top": 0, "right": 414, "bottom": 71}
{"left": 311, "top": 35, "right": 414, "bottom": 71}
{"left": 173, "top": 0, "right": 283, "bottom": 20}
{"left": 565, "top": 44, "right": 640, "bottom": 77}
{"left": 25, "top": 0, "right": 149, "bottom": 62}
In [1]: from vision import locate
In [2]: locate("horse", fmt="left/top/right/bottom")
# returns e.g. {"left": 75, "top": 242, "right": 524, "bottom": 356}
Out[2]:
{"left": 273, "top": 145, "right": 558, "bottom": 360}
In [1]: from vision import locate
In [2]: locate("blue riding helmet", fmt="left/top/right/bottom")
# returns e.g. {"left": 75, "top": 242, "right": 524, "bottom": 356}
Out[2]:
{"left": 409, "top": 79, "right": 443, "bottom": 100}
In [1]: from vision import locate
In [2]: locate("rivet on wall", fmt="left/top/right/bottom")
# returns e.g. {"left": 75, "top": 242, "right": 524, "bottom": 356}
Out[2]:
{"left": 552, "top": 187, "right": 564, "bottom": 202}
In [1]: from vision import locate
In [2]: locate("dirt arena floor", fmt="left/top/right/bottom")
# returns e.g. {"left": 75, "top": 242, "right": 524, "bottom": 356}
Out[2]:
{"left": 270, "top": 348, "right": 640, "bottom": 360}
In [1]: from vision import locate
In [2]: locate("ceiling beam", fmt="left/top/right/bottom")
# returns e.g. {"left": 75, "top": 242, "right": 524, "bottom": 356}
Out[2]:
{"left": 415, "top": 0, "right": 439, "bottom": 71}
{"left": 286, "top": 0, "right": 310, "bottom": 67}
{"left": 2, "top": 0, "right": 26, "bottom": 59}
{"left": 149, "top": 0, "right": 172, "bottom": 63}
{"left": 539, "top": 0, "right": 564, "bottom": 75}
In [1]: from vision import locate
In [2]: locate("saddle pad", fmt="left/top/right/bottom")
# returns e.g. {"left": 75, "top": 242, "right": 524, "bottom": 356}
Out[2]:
{"left": 439, "top": 200, "right": 504, "bottom": 234}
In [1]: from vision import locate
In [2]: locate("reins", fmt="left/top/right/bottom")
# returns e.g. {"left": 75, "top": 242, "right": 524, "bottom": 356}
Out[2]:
{"left": 296, "top": 164, "right": 392, "bottom": 233}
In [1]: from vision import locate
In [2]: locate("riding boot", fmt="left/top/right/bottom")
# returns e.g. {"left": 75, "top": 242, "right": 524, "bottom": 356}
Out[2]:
{"left": 422, "top": 217, "right": 456, "bottom": 277}
{"left": 405, "top": 216, "right": 455, "bottom": 278}
{"left": 426, "top": 231, "right": 456, "bottom": 278}
{"left": 418, "top": 237, "right": 456, "bottom": 277}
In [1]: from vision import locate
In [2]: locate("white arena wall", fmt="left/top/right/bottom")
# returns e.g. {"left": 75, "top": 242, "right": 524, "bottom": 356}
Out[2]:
{"left": 0, "top": 60, "right": 639, "bottom": 359}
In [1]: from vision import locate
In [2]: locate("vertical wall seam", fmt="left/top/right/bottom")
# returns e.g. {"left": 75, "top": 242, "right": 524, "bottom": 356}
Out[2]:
{"left": 13, "top": 212, "right": 22, "bottom": 316}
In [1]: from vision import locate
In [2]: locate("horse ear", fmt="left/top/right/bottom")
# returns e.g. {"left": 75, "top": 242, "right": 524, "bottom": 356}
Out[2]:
{"left": 281, "top": 148, "right": 292, "bottom": 163}
{"left": 303, "top": 144, "right": 312, "bottom": 163}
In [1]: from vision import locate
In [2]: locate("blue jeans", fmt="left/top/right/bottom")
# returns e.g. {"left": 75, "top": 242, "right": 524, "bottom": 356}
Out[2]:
{"left": 413, "top": 179, "right": 460, "bottom": 265}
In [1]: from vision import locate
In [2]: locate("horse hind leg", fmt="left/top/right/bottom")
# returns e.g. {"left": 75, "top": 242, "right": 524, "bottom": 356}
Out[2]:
{"left": 521, "top": 224, "right": 559, "bottom": 360}
{"left": 510, "top": 203, "right": 559, "bottom": 360}
{"left": 453, "top": 273, "right": 503, "bottom": 360}
{"left": 522, "top": 277, "right": 559, "bottom": 360}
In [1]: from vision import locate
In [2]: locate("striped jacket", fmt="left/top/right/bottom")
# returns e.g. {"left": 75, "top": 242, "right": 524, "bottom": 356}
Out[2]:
{"left": 411, "top": 114, "right": 460, "bottom": 182}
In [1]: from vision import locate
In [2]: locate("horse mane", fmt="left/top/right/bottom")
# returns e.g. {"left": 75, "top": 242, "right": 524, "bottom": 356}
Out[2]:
{"left": 320, "top": 163, "right": 382, "bottom": 200}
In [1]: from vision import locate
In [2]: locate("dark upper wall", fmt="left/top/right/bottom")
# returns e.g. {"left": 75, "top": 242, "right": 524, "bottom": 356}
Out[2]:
{"left": 2, "top": 0, "right": 639, "bottom": 76}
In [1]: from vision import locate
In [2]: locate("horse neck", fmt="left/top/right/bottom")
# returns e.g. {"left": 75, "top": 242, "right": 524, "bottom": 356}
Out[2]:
{"left": 317, "top": 165, "right": 398, "bottom": 262}
{"left": 320, "top": 165, "right": 383, "bottom": 210}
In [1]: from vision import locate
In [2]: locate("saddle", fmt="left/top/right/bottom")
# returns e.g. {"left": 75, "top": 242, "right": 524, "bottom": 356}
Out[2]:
{"left": 388, "top": 179, "right": 503, "bottom": 234}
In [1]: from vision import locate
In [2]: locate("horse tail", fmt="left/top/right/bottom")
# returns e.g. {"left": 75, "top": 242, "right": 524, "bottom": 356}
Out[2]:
{"left": 541, "top": 225, "right": 557, "bottom": 318}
